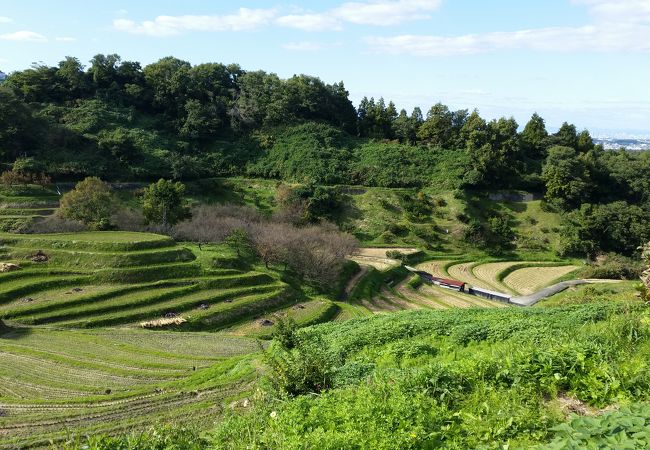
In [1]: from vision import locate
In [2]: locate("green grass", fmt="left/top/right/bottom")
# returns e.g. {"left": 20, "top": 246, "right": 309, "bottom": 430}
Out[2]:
{"left": 0, "top": 326, "right": 260, "bottom": 449}
{"left": 537, "top": 281, "right": 639, "bottom": 307}
{"left": 224, "top": 298, "right": 340, "bottom": 337}
{"left": 0, "top": 232, "right": 292, "bottom": 332}
{"left": 208, "top": 298, "right": 650, "bottom": 449}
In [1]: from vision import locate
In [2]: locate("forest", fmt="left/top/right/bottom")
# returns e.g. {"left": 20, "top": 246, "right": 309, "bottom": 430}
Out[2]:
{"left": 1, "top": 54, "right": 649, "bottom": 257}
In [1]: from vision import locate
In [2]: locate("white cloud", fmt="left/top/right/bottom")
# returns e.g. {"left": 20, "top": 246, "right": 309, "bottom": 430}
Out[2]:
{"left": 55, "top": 36, "right": 76, "bottom": 42}
{"left": 277, "top": 0, "right": 442, "bottom": 31}
{"left": 0, "top": 16, "right": 12, "bottom": 23}
{"left": 282, "top": 41, "right": 343, "bottom": 51}
{"left": 366, "top": 0, "right": 650, "bottom": 55}
{"left": 276, "top": 14, "right": 342, "bottom": 31}
{"left": 0, "top": 30, "right": 47, "bottom": 42}
{"left": 333, "top": 0, "right": 442, "bottom": 26}
{"left": 113, "top": 8, "right": 276, "bottom": 36}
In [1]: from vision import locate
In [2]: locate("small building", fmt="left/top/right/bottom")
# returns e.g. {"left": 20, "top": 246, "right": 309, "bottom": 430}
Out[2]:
{"left": 405, "top": 267, "right": 466, "bottom": 292}
{"left": 436, "top": 278, "right": 466, "bottom": 292}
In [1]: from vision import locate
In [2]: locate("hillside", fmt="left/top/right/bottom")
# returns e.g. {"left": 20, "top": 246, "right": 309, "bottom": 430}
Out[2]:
{"left": 0, "top": 186, "right": 647, "bottom": 448}
{"left": 0, "top": 54, "right": 649, "bottom": 449}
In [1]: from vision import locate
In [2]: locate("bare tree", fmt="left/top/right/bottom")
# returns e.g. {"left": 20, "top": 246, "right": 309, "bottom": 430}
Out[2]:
{"left": 172, "top": 203, "right": 359, "bottom": 287}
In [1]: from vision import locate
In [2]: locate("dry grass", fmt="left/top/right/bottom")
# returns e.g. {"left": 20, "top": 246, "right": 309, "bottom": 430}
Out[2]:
{"left": 350, "top": 255, "right": 399, "bottom": 270}
{"left": 354, "top": 247, "right": 418, "bottom": 258}
{"left": 139, "top": 316, "right": 187, "bottom": 328}
{"left": 472, "top": 261, "right": 523, "bottom": 293}
{"left": 504, "top": 265, "right": 580, "bottom": 295}
{"left": 448, "top": 262, "right": 494, "bottom": 290}
{"left": 415, "top": 260, "right": 453, "bottom": 278}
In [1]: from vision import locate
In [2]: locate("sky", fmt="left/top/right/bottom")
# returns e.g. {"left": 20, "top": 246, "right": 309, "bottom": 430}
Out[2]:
{"left": 0, "top": 0, "right": 649, "bottom": 136}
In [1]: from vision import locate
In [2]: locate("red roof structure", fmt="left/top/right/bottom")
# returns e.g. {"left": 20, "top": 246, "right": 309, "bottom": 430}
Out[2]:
{"left": 436, "top": 278, "right": 465, "bottom": 288}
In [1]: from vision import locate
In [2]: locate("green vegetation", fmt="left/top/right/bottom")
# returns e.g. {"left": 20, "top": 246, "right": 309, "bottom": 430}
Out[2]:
{"left": 59, "top": 176, "right": 116, "bottom": 230}
{"left": 210, "top": 301, "right": 650, "bottom": 449}
{"left": 0, "top": 326, "right": 260, "bottom": 448}
{"left": 0, "top": 232, "right": 292, "bottom": 330}
{"left": 1, "top": 54, "right": 649, "bottom": 449}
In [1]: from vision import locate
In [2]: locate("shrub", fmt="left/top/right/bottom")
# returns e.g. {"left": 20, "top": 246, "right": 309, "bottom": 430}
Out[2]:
{"left": 581, "top": 253, "right": 644, "bottom": 280}
{"left": 58, "top": 177, "right": 116, "bottom": 230}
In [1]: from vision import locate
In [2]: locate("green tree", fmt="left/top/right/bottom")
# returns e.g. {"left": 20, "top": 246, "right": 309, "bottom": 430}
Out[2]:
{"left": 417, "top": 103, "right": 454, "bottom": 147}
{"left": 576, "top": 129, "right": 594, "bottom": 153}
{"left": 142, "top": 179, "right": 191, "bottom": 229}
{"left": 559, "top": 202, "right": 650, "bottom": 256}
{"left": 554, "top": 122, "right": 578, "bottom": 148}
{"left": 0, "top": 87, "right": 39, "bottom": 162}
{"left": 59, "top": 177, "right": 116, "bottom": 230}
{"left": 542, "top": 146, "right": 591, "bottom": 210}
{"left": 520, "top": 112, "right": 549, "bottom": 159}
{"left": 464, "top": 116, "right": 520, "bottom": 187}
{"left": 224, "top": 228, "right": 253, "bottom": 258}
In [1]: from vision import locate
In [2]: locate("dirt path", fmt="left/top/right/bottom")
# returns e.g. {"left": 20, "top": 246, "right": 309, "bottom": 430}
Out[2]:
{"left": 341, "top": 266, "right": 369, "bottom": 300}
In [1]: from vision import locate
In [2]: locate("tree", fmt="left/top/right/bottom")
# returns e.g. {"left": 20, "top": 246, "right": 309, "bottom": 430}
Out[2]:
{"left": 58, "top": 177, "right": 116, "bottom": 230}
{"left": 554, "top": 122, "right": 578, "bottom": 148}
{"left": 559, "top": 202, "right": 650, "bottom": 257}
{"left": 142, "top": 179, "right": 191, "bottom": 229}
{"left": 224, "top": 228, "right": 253, "bottom": 258}
{"left": 521, "top": 113, "right": 549, "bottom": 159}
{"left": 542, "top": 146, "right": 592, "bottom": 210}
{"left": 417, "top": 103, "right": 454, "bottom": 147}
{"left": 464, "top": 116, "right": 520, "bottom": 187}
{"left": 0, "top": 87, "right": 39, "bottom": 161}
{"left": 576, "top": 129, "right": 594, "bottom": 153}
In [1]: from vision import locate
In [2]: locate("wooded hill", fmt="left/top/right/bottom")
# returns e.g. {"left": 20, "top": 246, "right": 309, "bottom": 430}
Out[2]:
{"left": 1, "top": 55, "right": 649, "bottom": 257}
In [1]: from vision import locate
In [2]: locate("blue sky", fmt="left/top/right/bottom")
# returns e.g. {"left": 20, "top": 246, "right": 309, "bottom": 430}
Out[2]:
{"left": 0, "top": 0, "right": 649, "bottom": 135}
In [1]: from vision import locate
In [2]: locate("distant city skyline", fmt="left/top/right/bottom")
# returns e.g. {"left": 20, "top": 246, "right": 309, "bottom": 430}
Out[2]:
{"left": 0, "top": 0, "right": 648, "bottom": 133}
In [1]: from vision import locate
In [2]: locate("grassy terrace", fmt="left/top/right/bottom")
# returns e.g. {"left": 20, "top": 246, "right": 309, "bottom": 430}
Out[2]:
{"left": 0, "top": 231, "right": 297, "bottom": 447}
{"left": 0, "top": 327, "right": 260, "bottom": 449}
{"left": 0, "top": 232, "right": 294, "bottom": 332}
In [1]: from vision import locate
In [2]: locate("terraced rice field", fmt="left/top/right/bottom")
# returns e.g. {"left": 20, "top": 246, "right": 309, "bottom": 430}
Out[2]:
{"left": 366, "top": 279, "right": 506, "bottom": 313}
{"left": 351, "top": 247, "right": 418, "bottom": 270}
{"left": 415, "top": 260, "right": 452, "bottom": 278}
{"left": 225, "top": 299, "right": 339, "bottom": 336}
{"left": 0, "top": 230, "right": 304, "bottom": 446}
{"left": 471, "top": 261, "right": 524, "bottom": 293}
{"left": 418, "top": 259, "right": 580, "bottom": 297}
{"left": 503, "top": 265, "right": 581, "bottom": 295}
{"left": 447, "top": 262, "right": 495, "bottom": 290}
{"left": 0, "top": 327, "right": 259, "bottom": 449}
{"left": 0, "top": 187, "right": 59, "bottom": 232}
{"left": 0, "top": 232, "right": 292, "bottom": 331}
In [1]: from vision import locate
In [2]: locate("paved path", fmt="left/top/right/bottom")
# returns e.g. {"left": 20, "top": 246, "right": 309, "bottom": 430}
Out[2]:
{"left": 510, "top": 279, "right": 623, "bottom": 306}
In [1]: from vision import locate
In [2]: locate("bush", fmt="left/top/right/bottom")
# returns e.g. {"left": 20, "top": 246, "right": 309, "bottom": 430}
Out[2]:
{"left": 58, "top": 177, "right": 116, "bottom": 230}
{"left": 581, "top": 253, "right": 644, "bottom": 280}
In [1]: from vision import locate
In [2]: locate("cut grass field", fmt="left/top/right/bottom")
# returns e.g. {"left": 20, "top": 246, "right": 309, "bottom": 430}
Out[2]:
{"left": 415, "top": 258, "right": 582, "bottom": 297}
{"left": 504, "top": 265, "right": 581, "bottom": 295}
{"left": 0, "top": 326, "right": 259, "bottom": 449}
